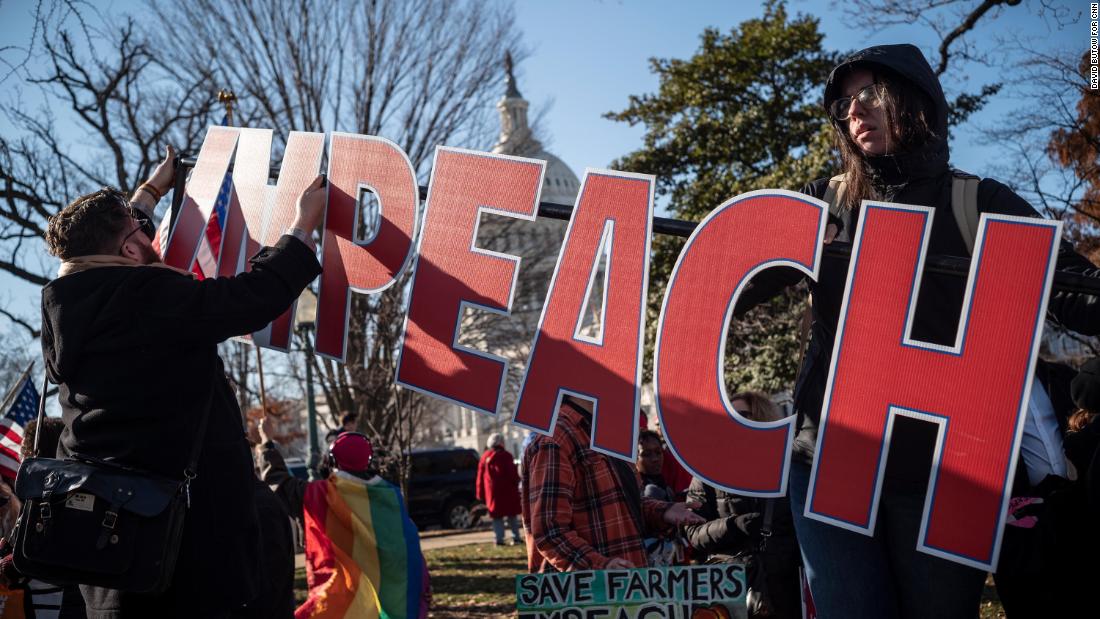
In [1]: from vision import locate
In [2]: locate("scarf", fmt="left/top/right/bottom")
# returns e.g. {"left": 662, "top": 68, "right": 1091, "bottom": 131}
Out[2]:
{"left": 861, "top": 134, "right": 950, "bottom": 199}
{"left": 57, "top": 255, "right": 195, "bottom": 279}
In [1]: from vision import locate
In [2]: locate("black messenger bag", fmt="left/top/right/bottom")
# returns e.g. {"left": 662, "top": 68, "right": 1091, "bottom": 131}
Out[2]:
{"left": 10, "top": 374, "right": 212, "bottom": 594}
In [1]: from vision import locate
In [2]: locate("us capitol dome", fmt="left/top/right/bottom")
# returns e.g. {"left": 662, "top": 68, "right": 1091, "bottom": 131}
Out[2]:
{"left": 491, "top": 52, "right": 580, "bottom": 205}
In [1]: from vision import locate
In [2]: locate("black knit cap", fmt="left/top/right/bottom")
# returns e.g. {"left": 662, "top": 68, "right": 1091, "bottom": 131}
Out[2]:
{"left": 1071, "top": 358, "right": 1100, "bottom": 412}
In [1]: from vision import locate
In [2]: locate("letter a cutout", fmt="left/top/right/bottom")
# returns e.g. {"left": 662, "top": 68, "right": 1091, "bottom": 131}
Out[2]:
{"left": 512, "top": 170, "right": 655, "bottom": 460}
{"left": 806, "top": 202, "right": 1061, "bottom": 570}
{"left": 655, "top": 190, "right": 827, "bottom": 494}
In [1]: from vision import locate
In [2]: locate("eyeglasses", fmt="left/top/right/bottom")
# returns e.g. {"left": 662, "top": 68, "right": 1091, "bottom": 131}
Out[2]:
{"left": 117, "top": 206, "right": 155, "bottom": 255}
{"left": 829, "top": 83, "right": 885, "bottom": 121}
{"left": 128, "top": 206, "right": 155, "bottom": 240}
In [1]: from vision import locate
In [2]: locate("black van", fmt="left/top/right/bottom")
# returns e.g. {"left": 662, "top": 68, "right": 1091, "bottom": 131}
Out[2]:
{"left": 405, "top": 447, "right": 483, "bottom": 530}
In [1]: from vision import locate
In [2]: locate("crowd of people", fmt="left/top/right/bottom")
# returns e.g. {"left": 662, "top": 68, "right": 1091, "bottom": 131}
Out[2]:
{"left": 0, "top": 41, "right": 1097, "bottom": 619}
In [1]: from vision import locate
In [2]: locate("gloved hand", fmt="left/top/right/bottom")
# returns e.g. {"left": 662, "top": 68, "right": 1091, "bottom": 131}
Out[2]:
{"left": 0, "top": 536, "right": 27, "bottom": 587}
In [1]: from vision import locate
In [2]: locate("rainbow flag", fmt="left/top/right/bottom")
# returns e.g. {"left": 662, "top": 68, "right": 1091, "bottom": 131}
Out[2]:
{"left": 296, "top": 474, "right": 429, "bottom": 619}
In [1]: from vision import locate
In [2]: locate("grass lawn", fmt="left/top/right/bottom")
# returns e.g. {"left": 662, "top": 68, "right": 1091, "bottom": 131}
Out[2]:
{"left": 294, "top": 543, "right": 1006, "bottom": 618}
{"left": 425, "top": 542, "right": 527, "bottom": 618}
{"left": 292, "top": 541, "right": 526, "bottom": 618}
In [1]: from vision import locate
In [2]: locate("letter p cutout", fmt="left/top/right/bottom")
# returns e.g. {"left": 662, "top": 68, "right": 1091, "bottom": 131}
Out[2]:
{"left": 806, "top": 202, "right": 1061, "bottom": 570}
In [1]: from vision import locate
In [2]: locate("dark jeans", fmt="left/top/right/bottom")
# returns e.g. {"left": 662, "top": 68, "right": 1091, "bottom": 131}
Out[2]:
{"left": 788, "top": 459, "right": 986, "bottom": 619}
{"left": 79, "top": 584, "right": 234, "bottom": 619}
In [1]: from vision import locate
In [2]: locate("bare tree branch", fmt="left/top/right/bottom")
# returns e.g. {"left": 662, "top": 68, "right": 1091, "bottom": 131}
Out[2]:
{"left": 0, "top": 10, "right": 219, "bottom": 311}
{"left": 144, "top": 0, "right": 527, "bottom": 481}
{"left": 0, "top": 306, "right": 40, "bottom": 338}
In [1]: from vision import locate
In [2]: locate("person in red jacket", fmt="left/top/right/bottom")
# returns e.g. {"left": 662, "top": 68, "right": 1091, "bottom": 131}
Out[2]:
{"left": 477, "top": 433, "right": 523, "bottom": 545}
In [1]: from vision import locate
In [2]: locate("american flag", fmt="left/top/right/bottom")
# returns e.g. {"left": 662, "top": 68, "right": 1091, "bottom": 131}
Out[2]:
{"left": 0, "top": 366, "right": 39, "bottom": 480}
{"left": 150, "top": 115, "right": 233, "bottom": 278}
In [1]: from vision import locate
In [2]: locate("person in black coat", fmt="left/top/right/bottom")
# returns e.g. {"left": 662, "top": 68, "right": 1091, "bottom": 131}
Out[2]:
{"left": 237, "top": 478, "right": 296, "bottom": 619}
{"left": 734, "top": 44, "right": 1100, "bottom": 618}
{"left": 684, "top": 392, "right": 801, "bottom": 619}
{"left": 39, "top": 147, "right": 325, "bottom": 618}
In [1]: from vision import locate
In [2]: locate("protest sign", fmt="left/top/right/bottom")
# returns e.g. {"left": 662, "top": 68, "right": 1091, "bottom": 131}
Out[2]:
{"left": 513, "top": 170, "right": 654, "bottom": 459}
{"left": 161, "top": 126, "right": 237, "bottom": 274}
{"left": 654, "top": 190, "right": 826, "bottom": 496}
{"left": 394, "top": 147, "right": 544, "bottom": 415}
{"left": 315, "top": 133, "right": 420, "bottom": 361}
{"left": 168, "top": 126, "right": 1066, "bottom": 570}
{"left": 804, "top": 205, "right": 1060, "bottom": 571}
{"left": 162, "top": 126, "right": 324, "bottom": 351}
{"left": 515, "top": 565, "right": 747, "bottom": 619}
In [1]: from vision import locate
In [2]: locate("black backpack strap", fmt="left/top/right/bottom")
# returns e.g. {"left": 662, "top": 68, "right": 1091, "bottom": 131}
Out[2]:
{"left": 949, "top": 168, "right": 981, "bottom": 255}
{"left": 757, "top": 498, "right": 775, "bottom": 552}
{"left": 177, "top": 376, "right": 218, "bottom": 508}
{"left": 31, "top": 370, "right": 48, "bottom": 458}
{"left": 184, "top": 380, "right": 216, "bottom": 472}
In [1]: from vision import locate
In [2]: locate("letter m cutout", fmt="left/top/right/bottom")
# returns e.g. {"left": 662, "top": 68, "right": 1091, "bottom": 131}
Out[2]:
{"left": 806, "top": 201, "right": 1061, "bottom": 570}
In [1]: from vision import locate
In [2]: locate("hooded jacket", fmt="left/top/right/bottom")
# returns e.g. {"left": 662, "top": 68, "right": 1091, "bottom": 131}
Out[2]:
{"left": 476, "top": 445, "right": 522, "bottom": 518}
{"left": 40, "top": 235, "right": 321, "bottom": 615}
{"left": 737, "top": 44, "right": 1100, "bottom": 484}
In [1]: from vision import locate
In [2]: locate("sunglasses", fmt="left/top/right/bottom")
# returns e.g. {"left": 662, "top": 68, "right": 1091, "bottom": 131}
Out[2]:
{"left": 829, "top": 83, "right": 885, "bottom": 121}
{"left": 118, "top": 206, "right": 155, "bottom": 254}
{"left": 129, "top": 207, "right": 155, "bottom": 240}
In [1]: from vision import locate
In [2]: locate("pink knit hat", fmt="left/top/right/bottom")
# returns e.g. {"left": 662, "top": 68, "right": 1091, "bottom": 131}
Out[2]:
{"left": 330, "top": 432, "right": 374, "bottom": 472}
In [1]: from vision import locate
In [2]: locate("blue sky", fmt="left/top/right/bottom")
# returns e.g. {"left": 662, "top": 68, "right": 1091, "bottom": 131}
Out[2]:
{"left": 0, "top": 0, "right": 1076, "bottom": 335}
{"left": 510, "top": 0, "right": 1062, "bottom": 177}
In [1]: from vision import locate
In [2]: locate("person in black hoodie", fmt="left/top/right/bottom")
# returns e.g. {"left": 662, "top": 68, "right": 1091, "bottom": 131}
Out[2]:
{"left": 39, "top": 147, "right": 325, "bottom": 618}
{"left": 684, "top": 392, "right": 801, "bottom": 619}
{"left": 734, "top": 44, "right": 1100, "bottom": 618}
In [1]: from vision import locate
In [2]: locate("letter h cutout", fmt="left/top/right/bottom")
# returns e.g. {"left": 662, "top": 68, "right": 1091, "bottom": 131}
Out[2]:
{"left": 806, "top": 201, "right": 1061, "bottom": 570}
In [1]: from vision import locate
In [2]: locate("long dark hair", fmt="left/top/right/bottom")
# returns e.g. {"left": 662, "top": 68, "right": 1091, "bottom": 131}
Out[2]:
{"left": 832, "top": 67, "right": 939, "bottom": 211}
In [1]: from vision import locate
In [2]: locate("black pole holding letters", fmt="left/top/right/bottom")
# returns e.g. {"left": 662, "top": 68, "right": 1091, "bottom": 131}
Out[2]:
{"left": 171, "top": 155, "right": 1100, "bottom": 296}
{"left": 168, "top": 153, "right": 188, "bottom": 233}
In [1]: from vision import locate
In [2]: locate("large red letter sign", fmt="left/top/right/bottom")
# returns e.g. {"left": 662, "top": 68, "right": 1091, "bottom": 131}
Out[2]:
{"left": 511, "top": 170, "right": 654, "bottom": 459}
{"left": 314, "top": 134, "right": 419, "bottom": 361}
{"left": 215, "top": 127, "right": 276, "bottom": 280}
{"left": 216, "top": 129, "right": 325, "bottom": 351}
{"left": 807, "top": 203, "right": 1060, "bottom": 570}
{"left": 395, "top": 147, "right": 544, "bottom": 415}
{"left": 655, "top": 191, "right": 827, "bottom": 494}
{"left": 162, "top": 126, "right": 239, "bottom": 271}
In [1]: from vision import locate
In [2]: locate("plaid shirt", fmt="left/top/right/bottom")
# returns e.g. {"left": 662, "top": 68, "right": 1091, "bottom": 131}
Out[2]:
{"left": 521, "top": 401, "right": 672, "bottom": 572}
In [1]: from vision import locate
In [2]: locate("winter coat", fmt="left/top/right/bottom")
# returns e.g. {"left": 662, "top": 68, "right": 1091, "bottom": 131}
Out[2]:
{"left": 239, "top": 478, "right": 296, "bottom": 619}
{"left": 684, "top": 477, "right": 802, "bottom": 619}
{"left": 39, "top": 236, "right": 321, "bottom": 615}
{"left": 476, "top": 446, "right": 521, "bottom": 518}
{"left": 736, "top": 43, "right": 1100, "bottom": 485}
{"left": 641, "top": 473, "right": 675, "bottom": 502}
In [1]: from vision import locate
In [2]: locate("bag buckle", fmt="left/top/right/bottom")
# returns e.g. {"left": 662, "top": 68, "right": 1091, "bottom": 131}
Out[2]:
{"left": 184, "top": 469, "right": 197, "bottom": 509}
{"left": 96, "top": 508, "right": 122, "bottom": 550}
